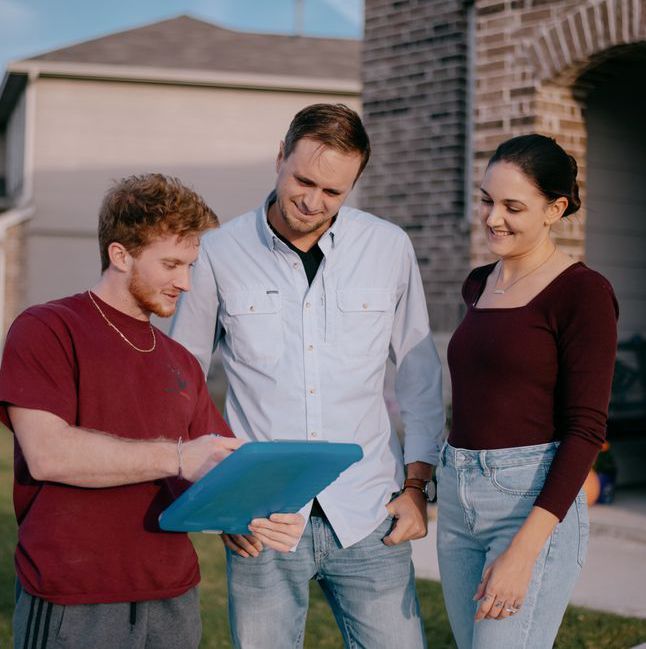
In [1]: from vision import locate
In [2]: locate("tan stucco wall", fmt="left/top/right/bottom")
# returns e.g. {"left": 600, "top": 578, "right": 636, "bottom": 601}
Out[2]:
{"left": 27, "top": 77, "right": 361, "bottom": 315}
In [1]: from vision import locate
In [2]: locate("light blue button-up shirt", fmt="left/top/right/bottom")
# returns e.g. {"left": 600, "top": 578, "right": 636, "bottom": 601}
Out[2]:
{"left": 171, "top": 195, "right": 444, "bottom": 547}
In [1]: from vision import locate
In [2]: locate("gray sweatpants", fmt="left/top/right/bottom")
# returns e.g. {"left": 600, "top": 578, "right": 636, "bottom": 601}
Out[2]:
{"left": 13, "top": 586, "right": 201, "bottom": 649}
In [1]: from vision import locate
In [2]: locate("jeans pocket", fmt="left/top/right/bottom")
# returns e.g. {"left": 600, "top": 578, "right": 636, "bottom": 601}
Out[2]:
{"left": 490, "top": 461, "right": 549, "bottom": 496}
{"left": 575, "top": 491, "right": 590, "bottom": 567}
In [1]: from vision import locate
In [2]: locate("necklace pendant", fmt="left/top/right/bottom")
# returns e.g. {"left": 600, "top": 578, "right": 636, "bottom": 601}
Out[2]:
{"left": 493, "top": 289, "right": 505, "bottom": 294}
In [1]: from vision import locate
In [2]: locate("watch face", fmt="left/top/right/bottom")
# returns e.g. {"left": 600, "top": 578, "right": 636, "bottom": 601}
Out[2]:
{"left": 425, "top": 478, "right": 437, "bottom": 503}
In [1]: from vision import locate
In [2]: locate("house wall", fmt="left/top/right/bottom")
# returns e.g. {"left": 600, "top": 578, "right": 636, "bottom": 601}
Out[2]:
{"left": 26, "top": 77, "right": 360, "bottom": 317}
{"left": 364, "top": 0, "right": 646, "bottom": 331}
{"left": 585, "top": 58, "right": 646, "bottom": 339}
{"left": 5, "top": 89, "right": 26, "bottom": 200}
{"left": 362, "top": 0, "right": 472, "bottom": 334}
{"left": 2, "top": 220, "right": 28, "bottom": 335}
{"left": 362, "top": 0, "right": 646, "bottom": 482}
{"left": 471, "top": 0, "right": 584, "bottom": 268}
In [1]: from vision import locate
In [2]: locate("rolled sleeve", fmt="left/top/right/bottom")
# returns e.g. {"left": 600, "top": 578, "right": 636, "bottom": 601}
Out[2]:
{"left": 390, "top": 237, "right": 444, "bottom": 466}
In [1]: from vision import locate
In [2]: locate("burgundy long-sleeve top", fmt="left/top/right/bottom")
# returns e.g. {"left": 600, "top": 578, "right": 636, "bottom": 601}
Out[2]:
{"left": 447, "top": 262, "right": 618, "bottom": 520}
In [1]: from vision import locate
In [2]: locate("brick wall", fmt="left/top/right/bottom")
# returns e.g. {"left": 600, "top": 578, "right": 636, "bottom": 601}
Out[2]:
{"left": 471, "top": 0, "right": 644, "bottom": 266}
{"left": 361, "top": 0, "right": 472, "bottom": 333}
{"left": 363, "top": 0, "right": 645, "bottom": 334}
{"left": 471, "top": 0, "right": 585, "bottom": 267}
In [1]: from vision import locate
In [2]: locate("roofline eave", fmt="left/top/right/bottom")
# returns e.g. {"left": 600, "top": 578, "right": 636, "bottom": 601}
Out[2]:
{"left": 6, "top": 60, "right": 361, "bottom": 95}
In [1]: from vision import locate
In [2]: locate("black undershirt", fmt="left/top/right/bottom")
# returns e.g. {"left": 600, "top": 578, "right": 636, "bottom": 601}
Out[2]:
{"left": 267, "top": 203, "right": 324, "bottom": 286}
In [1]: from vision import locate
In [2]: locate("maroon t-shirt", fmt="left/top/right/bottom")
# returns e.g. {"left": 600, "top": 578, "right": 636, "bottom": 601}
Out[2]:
{"left": 448, "top": 262, "right": 618, "bottom": 520}
{"left": 0, "top": 292, "right": 232, "bottom": 605}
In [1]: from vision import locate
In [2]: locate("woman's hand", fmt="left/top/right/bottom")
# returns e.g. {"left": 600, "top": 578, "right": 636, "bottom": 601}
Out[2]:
{"left": 473, "top": 505, "right": 559, "bottom": 621}
{"left": 473, "top": 544, "right": 535, "bottom": 620}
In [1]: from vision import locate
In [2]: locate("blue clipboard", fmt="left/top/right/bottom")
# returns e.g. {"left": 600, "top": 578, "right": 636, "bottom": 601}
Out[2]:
{"left": 159, "top": 440, "right": 363, "bottom": 534}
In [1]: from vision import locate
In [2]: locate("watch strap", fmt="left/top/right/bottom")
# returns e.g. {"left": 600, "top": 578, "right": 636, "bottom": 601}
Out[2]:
{"left": 403, "top": 478, "right": 427, "bottom": 492}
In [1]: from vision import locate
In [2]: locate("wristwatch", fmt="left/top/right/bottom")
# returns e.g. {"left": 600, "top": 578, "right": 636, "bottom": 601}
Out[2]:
{"left": 403, "top": 477, "right": 436, "bottom": 503}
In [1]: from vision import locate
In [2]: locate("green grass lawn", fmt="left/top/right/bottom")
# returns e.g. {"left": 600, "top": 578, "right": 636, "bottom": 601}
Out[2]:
{"left": 2, "top": 425, "right": 646, "bottom": 648}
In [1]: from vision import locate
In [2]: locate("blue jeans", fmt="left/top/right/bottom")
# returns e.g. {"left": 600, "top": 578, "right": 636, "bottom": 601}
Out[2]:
{"left": 226, "top": 514, "right": 427, "bottom": 649}
{"left": 436, "top": 442, "right": 589, "bottom": 649}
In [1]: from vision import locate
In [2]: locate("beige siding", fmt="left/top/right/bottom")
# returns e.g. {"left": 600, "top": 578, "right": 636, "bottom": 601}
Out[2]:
{"left": 3, "top": 220, "right": 28, "bottom": 335}
{"left": 27, "top": 77, "right": 360, "bottom": 308}
{"left": 6, "top": 90, "right": 26, "bottom": 199}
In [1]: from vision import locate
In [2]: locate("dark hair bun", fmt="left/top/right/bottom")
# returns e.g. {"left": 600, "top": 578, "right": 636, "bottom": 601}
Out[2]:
{"left": 563, "top": 155, "right": 581, "bottom": 216}
{"left": 488, "top": 134, "right": 581, "bottom": 218}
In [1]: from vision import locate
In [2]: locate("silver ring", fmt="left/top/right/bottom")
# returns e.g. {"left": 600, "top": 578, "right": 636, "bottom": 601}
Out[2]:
{"left": 504, "top": 606, "right": 518, "bottom": 613}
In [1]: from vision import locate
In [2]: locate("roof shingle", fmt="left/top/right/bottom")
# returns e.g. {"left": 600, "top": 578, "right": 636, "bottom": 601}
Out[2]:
{"left": 25, "top": 15, "right": 361, "bottom": 81}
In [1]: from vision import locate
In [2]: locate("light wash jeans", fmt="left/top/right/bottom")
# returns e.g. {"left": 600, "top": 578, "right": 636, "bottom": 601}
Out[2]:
{"left": 226, "top": 514, "right": 427, "bottom": 649}
{"left": 436, "top": 442, "right": 589, "bottom": 649}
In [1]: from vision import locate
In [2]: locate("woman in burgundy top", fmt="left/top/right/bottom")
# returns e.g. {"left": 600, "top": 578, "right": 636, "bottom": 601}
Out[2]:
{"left": 436, "top": 134, "right": 618, "bottom": 649}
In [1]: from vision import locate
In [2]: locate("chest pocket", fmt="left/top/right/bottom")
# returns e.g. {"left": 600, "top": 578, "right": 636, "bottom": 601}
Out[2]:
{"left": 336, "top": 288, "right": 395, "bottom": 358}
{"left": 223, "top": 290, "right": 283, "bottom": 365}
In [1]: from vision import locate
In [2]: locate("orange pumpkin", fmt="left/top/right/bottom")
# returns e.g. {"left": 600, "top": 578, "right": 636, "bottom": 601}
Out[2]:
{"left": 583, "top": 469, "right": 601, "bottom": 505}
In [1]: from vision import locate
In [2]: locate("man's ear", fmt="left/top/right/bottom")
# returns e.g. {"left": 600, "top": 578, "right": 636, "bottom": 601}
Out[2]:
{"left": 276, "top": 141, "right": 286, "bottom": 172}
{"left": 107, "top": 242, "right": 132, "bottom": 273}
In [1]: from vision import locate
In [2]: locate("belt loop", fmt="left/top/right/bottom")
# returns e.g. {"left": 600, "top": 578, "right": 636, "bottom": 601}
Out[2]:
{"left": 479, "top": 450, "right": 490, "bottom": 476}
{"left": 439, "top": 441, "right": 447, "bottom": 466}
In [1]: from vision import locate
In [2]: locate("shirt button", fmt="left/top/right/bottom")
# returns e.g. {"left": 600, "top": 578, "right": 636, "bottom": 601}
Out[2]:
{"left": 362, "top": 303, "right": 368, "bottom": 309}
{"left": 249, "top": 305, "right": 255, "bottom": 312}
{"left": 292, "top": 262, "right": 299, "bottom": 269}
{"left": 307, "top": 345, "right": 314, "bottom": 352}
{"left": 305, "top": 302, "right": 311, "bottom": 309}
{"left": 308, "top": 388, "right": 316, "bottom": 395}
{"left": 310, "top": 431, "right": 318, "bottom": 438}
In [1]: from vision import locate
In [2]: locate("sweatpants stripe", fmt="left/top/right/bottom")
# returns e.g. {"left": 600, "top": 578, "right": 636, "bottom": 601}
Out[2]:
{"left": 21, "top": 595, "right": 36, "bottom": 649}
{"left": 30, "top": 597, "right": 44, "bottom": 649}
{"left": 40, "top": 602, "right": 53, "bottom": 649}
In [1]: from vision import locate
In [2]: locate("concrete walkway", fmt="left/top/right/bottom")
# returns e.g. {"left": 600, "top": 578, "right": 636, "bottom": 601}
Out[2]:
{"left": 412, "top": 486, "right": 646, "bottom": 619}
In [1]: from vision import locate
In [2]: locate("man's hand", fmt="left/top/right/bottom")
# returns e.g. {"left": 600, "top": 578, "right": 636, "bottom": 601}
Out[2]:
{"left": 383, "top": 488, "right": 428, "bottom": 546}
{"left": 181, "top": 435, "right": 245, "bottom": 482}
{"left": 222, "top": 512, "right": 306, "bottom": 558}
{"left": 221, "top": 533, "right": 264, "bottom": 558}
{"left": 246, "top": 513, "right": 305, "bottom": 553}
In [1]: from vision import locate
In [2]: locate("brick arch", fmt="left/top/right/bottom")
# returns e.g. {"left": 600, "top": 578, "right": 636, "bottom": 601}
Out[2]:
{"left": 521, "top": 0, "right": 646, "bottom": 82}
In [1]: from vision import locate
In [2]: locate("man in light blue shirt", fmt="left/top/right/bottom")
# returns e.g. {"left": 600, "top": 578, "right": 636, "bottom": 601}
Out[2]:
{"left": 171, "top": 104, "right": 444, "bottom": 648}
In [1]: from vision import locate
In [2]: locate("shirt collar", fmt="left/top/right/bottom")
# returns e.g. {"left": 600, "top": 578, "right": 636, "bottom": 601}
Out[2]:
{"left": 258, "top": 191, "right": 278, "bottom": 250}
{"left": 257, "top": 190, "right": 345, "bottom": 252}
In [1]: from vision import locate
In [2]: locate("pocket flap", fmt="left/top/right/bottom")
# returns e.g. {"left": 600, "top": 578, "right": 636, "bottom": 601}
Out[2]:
{"left": 224, "top": 290, "right": 281, "bottom": 316}
{"left": 337, "top": 289, "right": 394, "bottom": 313}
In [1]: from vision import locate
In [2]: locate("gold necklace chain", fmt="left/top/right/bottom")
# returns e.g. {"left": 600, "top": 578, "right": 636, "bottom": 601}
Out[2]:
{"left": 87, "top": 290, "right": 156, "bottom": 353}
{"left": 493, "top": 245, "right": 557, "bottom": 295}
